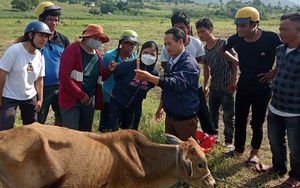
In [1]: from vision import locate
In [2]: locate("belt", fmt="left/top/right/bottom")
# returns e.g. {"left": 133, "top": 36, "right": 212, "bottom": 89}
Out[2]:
{"left": 169, "top": 114, "right": 197, "bottom": 121}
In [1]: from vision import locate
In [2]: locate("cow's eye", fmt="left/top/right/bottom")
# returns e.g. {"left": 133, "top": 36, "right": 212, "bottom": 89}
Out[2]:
{"left": 198, "top": 162, "right": 206, "bottom": 169}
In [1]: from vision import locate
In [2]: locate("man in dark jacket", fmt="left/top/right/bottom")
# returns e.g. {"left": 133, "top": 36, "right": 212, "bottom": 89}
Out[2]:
{"left": 135, "top": 28, "right": 199, "bottom": 141}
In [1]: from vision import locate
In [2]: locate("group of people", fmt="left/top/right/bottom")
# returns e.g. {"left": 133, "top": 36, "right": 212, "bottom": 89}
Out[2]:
{"left": 0, "top": 1, "right": 299, "bottom": 186}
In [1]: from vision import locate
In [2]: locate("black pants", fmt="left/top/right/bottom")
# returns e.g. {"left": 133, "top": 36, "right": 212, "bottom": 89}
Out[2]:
{"left": 0, "top": 96, "right": 37, "bottom": 130}
{"left": 234, "top": 88, "right": 271, "bottom": 153}
{"left": 198, "top": 87, "right": 218, "bottom": 135}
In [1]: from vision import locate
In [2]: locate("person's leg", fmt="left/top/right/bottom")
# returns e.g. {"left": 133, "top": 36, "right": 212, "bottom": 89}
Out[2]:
{"left": 124, "top": 105, "right": 142, "bottom": 130}
{"left": 286, "top": 115, "right": 300, "bottom": 180}
{"left": 99, "top": 102, "right": 109, "bottom": 132}
{"left": 37, "top": 86, "right": 53, "bottom": 124}
{"left": 165, "top": 115, "right": 177, "bottom": 138}
{"left": 172, "top": 117, "right": 198, "bottom": 141}
{"left": 51, "top": 87, "right": 62, "bottom": 126}
{"left": 79, "top": 102, "right": 94, "bottom": 132}
{"left": 19, "top": 96, "right": 37, "bottom": 125}
{"left": 107, "top": 97, "right": 123, "bottom": 131}
{"left": 267, "top": 110, "right": 288, "bottom": 176}
{"left": 234, "top": 88, "right": 251, "bottom": 154}
{"left": 60, "top": 101, "right": 81, "bottom": 130}
{"left": 198, "top": 87, "right": 217, "bottom": 135}
{"left": 132, "top": 105, "right": 142, "bottom": 130}
{"left": 0, "top": 97, "right": 18, "bottom": 130}
{"left": 221, "top": 92, "right": 235, "bottom": 145}
{"left": 250, "top": 89, "right": 271, "bottom": 152}
{"left": 208, "top": 88, "right": 221, "bottom": 133}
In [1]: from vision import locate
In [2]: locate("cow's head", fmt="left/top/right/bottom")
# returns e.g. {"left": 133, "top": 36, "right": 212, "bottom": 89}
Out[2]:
{"left": 165, "top": 133, "right": 216, "bottom": 188}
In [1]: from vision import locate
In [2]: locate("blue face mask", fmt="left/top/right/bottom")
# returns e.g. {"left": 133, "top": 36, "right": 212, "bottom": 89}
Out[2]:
{"left": 87, "top": 38, "right": 102, "bottom": 49}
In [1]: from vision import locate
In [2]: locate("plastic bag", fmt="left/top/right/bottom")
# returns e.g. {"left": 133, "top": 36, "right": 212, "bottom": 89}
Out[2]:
{"left": 196, "top": 130, "right": 218, "bottom": 153}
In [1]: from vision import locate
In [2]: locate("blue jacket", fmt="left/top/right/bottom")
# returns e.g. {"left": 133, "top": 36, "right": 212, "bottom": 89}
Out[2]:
{"left": 158, "top": 51, "right": 199, "bottom": 120}
{"left": 111, "top": 58, "right": 159, "bottom": 108}
{"left": 102, "top": 49, "right": 136, "bottom": 103}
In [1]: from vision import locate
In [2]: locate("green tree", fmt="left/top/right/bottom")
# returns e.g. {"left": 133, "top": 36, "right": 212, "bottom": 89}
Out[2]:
{"left": 89, "top": 8, "right": 100, "bottom": 15}
{"left": 252, "top": 0, "right": 262, "bottom": 6}
{"left": 11, "top": 0, "right": 39, "bottom": 11}
{"left": 100, "top": 1, "right": 118, "bottom": 14}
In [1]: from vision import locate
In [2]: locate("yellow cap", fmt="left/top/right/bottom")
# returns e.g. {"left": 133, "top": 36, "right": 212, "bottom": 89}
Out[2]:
{"left": 35, "top": 2, "right": 61, "bottom": 19}
{"left": 234, "top": 7, "right": 259, "bottom": 25}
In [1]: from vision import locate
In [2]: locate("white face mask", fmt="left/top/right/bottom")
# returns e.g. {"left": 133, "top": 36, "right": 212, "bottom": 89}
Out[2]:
{"left": 141, "top": 54, "right": 156, "bottom": 66}
{"left": 87, "top": 38, "right": 102, "bottom": 49}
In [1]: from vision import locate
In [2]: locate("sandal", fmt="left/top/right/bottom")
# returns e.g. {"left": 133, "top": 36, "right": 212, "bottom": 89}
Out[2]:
{"left": 246, "top": 155, "right": 259, "bottom": 164}
{"left": 281, "top": 177, "right": 300, "bottom": 188}
{"left": 256, "top": 163, "right": 274, "bottom": 173}
{"left": 223, "top": 150, "right": 240, "bottom": 158}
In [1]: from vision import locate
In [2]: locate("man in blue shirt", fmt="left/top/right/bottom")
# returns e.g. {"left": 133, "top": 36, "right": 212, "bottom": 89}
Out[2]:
{"left": 36, "top": 2, "right": 70, "bottom": 126}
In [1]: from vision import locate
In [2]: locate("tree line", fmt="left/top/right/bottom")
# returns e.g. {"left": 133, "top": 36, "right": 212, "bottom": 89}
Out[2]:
{"left": 11, "top": 0, "right": 300, "bottom": 20}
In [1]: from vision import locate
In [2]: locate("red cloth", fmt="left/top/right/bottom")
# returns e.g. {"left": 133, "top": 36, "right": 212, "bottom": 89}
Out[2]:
{"left": 196, "top": 130, "right": 218, "bottom": 153}
{"left": 59, "top": 42, "right": 112, "bottom": 110}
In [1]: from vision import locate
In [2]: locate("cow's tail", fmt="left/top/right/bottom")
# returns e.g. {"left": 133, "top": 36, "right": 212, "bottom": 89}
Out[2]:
{"left": 41, "top": 173, "right": 67, "bottom": 188}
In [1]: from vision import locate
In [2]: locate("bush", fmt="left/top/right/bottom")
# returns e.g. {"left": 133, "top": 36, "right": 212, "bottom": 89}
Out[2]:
{"left": 11, "top": 0, "right": 39, "bottom": 11}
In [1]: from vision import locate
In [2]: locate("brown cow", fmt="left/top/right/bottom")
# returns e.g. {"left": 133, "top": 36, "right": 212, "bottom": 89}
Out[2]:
{"left": 0, "top": 123, "right": 215, "bottom": 188}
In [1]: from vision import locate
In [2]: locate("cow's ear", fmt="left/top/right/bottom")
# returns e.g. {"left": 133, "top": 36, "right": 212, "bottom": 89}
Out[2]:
{"left": 164, "top": 133, "right": 182, "bottom": 145}
{"left": 181, "top": 157, "right": 193, "bottom": 177}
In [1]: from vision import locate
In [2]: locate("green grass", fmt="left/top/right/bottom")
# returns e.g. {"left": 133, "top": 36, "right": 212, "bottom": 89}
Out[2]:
{"left": 0, "top": 1, "right": 289, "bottom": 187}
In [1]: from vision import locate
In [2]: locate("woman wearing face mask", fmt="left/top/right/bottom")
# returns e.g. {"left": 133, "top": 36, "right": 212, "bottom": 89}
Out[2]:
{"left": 58, "top": 24, "right": 117, "bottom": 132}
{"left": 107, "top": 41, "right": 159, "bottom": 131}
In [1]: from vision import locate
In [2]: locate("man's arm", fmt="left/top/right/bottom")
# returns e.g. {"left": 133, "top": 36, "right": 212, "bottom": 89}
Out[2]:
{"left": 34, "top": 77, "right": 44, "bottom": 114}
{"left": 203, "top": 63, "right": 210, "bottom": 97}
{"left": 155, "top": 100, "right": 164, "bottom": 123}
{"left": 258, "top": 68, "right": 277, "bottom": 84}
{"left": 217, "top": 43, "right": 239, "bottom": 65}
{"left": 0, "top": 69, "right": 7, "bottom": 108}
{"left": 227, "top": 60, "right": 238, "bottom": 93}
{"left": 134, "top": 69, "right": 159, "bottom": 85}
{"left": 196, "top": 56, "right": 202, "bottom": 63}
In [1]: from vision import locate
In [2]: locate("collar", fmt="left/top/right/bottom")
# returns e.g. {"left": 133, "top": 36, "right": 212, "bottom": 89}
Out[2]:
{"left": 169, "top": 51, "right": 184, "bottom": 66}
{"left": 282, "top": 43, "right": 300, "bottom": 50}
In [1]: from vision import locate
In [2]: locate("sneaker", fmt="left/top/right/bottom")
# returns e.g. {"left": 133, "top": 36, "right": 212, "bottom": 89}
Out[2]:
{"left": 213, "top": 135, "right": 220, "bottom": 144}
{"left": 225, "top": 143, "right": 235, "bottom": 150}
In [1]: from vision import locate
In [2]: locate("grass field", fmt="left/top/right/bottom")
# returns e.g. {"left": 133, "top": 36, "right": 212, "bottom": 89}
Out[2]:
{"left": 0, "top": 1, "right": 289, "bottom": 187}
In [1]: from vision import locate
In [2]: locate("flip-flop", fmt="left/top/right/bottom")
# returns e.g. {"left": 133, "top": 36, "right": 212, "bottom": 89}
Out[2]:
{"left": 281, "top": 177, "right": 300, "bottom": 188}
{"left": 223, "top": 150, "right": 239, "bottom": 158}
{"left": 255, "top": 163, "right": 274, "bottom": 173}
{"left": 247, "top": 155, "right": 259, "bottom": 164}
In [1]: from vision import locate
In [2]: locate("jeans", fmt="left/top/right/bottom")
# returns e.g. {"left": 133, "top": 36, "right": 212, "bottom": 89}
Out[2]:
{"left": 234, "top": 88, "right": 271, "bottom": 153}
{"left": 107, "top": 97, "right": 142, "bottom": 131}
{"left": 38, "top": 85, "right": 61, "bottom": 125}
{"left": 198, "top": 87, "right": 218, "bottom": 135}
{"left": 268, "top": 110, "right": 300, "bottom": 179}
{"left": 60, "top": 100, "right": 94, "bottom": 132}
{"left": 209, "top": 88, "right": 235, "bottom": 144}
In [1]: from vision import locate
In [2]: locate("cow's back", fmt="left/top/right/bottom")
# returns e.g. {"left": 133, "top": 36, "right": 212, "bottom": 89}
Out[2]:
{"left": 0, "top": 123, "right": 113, "bottom": 187}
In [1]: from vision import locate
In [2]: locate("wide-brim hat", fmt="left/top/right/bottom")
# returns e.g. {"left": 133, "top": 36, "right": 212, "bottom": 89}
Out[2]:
{"left": 79, "top": 24, "right": 109, "bottom": 43}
